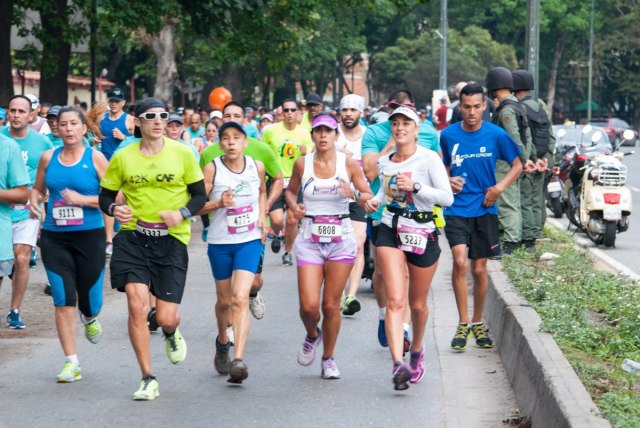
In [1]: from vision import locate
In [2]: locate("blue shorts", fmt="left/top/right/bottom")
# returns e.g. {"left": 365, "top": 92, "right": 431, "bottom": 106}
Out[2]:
{"left": 208, "top": 240, "right": 263, "bottom": 280}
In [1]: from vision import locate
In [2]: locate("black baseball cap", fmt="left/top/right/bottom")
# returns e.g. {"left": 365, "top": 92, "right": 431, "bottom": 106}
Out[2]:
{"left": 218, "top": 121, "right": 246, "bottom": 137}
{"left": 107, "top": 87, "right": 125, "bottom": 101}
{"left": 306, "top": 93, "right": 322, "bottom": 105}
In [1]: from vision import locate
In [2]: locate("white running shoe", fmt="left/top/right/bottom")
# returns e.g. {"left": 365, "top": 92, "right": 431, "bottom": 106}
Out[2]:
{"left": 249, "top": 292, "right": 265, "bottom": 320}
{"left": 321, "top": 357, "right": 340, "bottom": 379}
{"left": 297, "top": 328, "right": 322, "bottom": 366}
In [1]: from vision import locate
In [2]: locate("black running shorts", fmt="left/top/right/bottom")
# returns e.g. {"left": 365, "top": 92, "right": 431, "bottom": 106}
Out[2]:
{"left": 110, "top": 231, "right": 188, "bottom": 304}
{"left": 374, "top": 223, "right": 440, "bottom": 268}
{"left": 443, "top": 214, "right": 501, "bottom": 259}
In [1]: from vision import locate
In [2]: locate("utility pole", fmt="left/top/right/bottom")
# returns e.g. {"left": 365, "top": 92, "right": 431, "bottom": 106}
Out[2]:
{"left": 587, "top": 0, "right": 595, "bottom": 121}
{"left": 439, "top": 0, "right": 447, "bottom": 90}
{"left": 525, "top": 0, "right": 540, "bottom": 100}
{"left": 89, "top": 0, "right": 97, "bottom": 105}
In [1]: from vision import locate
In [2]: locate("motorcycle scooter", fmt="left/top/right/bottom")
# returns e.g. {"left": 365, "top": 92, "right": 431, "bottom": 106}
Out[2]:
{"left": 564, "top": 128, "right": 634, "bottom": 247}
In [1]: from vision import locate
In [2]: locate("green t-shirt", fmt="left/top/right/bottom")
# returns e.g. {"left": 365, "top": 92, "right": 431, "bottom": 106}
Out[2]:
{"left": 261, "top": 122, "right": 313, "bottom": 178}
{"left": 101, "top": 137, "right": 203, "bottom": 245}
{"left": 300, "top": 112, "right": 312, "bottom": 131}
{"left": 199, "top": 136, "right": 281, "bottom": 178}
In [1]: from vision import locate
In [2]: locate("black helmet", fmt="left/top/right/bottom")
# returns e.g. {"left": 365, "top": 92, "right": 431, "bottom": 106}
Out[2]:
{"left": 485, "top": 67, "right": 513, "bottom": 97}
{"left": 512, "top": 69, "right": 534, "bottom": 91}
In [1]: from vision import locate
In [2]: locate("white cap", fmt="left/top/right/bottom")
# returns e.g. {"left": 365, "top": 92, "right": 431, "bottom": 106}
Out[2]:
{"left": 340, "top": 94, "right": 364, "bottom": 112}
{"left": 25, "top": 94, "right": 40, "bottom": 110}
{"left": 388, "top": 106, "right": 420, "bottom": 126}
{"left": 209, "top": 110, "right": 222, "bottom": 119}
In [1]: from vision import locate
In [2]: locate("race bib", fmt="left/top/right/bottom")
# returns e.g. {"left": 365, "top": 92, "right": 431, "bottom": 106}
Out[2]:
{"left": 52, "top": 200, "right": 84, "bottom": 226}
{"left": 226, "top": 205, "right": 256, "bottom": 234}
{"left": 397, "top": 224, "right": 429, "bottom": 255}
{"left": 136, "top": 220, "right": 169, "bottom": 237}
{"left": 311, "top": 215, "right": 343, "bottom": 243}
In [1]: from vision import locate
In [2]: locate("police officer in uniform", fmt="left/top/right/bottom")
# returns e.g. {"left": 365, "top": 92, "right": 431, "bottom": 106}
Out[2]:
{"left": 512, "top": 70, "right": 556, "bottom": 249}
{"left": 485, "top": 67, "right": 534, "bottom": 254}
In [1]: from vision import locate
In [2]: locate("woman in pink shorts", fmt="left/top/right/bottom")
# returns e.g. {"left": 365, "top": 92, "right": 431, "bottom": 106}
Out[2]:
{"left": 285, "top": 114, "right": 372, "bottom": 379}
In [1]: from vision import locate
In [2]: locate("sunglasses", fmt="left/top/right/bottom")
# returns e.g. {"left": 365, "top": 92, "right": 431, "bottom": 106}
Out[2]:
{"left": 388, "top": 102, "right": 415, "bottom": 109}
{"left": 283, "top": 108, "right": 298, "bottom": 113}
{"left": 138, "top": 112, "right": 169, "bottom": 120}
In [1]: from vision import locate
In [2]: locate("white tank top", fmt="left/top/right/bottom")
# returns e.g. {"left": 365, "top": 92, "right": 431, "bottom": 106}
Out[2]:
{"left": 208, "top": 155, "right": 262, "bottom": 244}
{"left": 336, "top": 126, "right": 363, "bottom": 165}
{"left": 299, "top": 151, "right": 352, "bottom": 239}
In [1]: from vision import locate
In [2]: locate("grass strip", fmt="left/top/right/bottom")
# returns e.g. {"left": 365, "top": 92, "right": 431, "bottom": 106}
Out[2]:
{"left": 501, "top": 227, "right": 640, "bottom": 428}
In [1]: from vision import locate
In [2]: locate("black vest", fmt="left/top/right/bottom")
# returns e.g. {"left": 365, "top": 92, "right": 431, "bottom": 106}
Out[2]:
{"left": 521, "top": 99, "right": 551, "bottom": 157}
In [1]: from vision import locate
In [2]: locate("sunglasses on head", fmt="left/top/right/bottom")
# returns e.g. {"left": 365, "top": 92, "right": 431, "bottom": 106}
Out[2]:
{"left": 387, "top": 102, "right": 415, "bottom": 109}
{"left": 283, "top": 108, "right": 297, "bottom": 113}
{"left": 138, "top": 112, "right": 169, "bottom": 120}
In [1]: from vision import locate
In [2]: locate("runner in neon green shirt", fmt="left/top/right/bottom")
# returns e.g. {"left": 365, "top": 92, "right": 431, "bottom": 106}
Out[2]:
{"left": 99, "top": 98, "right": 206, "bottom": 401}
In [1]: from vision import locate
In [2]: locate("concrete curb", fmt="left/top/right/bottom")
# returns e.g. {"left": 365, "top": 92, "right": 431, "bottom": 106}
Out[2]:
{"left": 546, "top": 217, "right": 640, "bottom": 283}
{"left": 485, "top": 261, "right": 611, "bottom": 428}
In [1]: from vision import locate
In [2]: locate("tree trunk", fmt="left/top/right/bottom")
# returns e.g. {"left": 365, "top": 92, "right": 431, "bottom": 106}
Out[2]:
{"left": 223, "top": 63, "right": 242, "bottom": 101}
{"left": 150, "top": 21, "right": 177, "bottom": 103}
{"left": 39, "top": 0, "right": 71, "bottom": 105}
{"left": 0, "top": 0, "right": 14, "bottom": 105}
{"left": 545, "top": 33, "right": 565, "bottom": 118}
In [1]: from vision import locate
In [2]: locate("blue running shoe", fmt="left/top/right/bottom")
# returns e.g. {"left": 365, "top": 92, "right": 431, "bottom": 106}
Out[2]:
{"left": 7, "top": 309, "right": 25, "bottom": 329}
{"left": 378, "top": 319, "right": 388, "bottom": 347}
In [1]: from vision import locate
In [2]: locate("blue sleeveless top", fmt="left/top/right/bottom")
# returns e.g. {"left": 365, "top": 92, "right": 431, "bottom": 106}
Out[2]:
{"left": 43, "top": 147, "right": 104, "bottom": 232}
{"left": 100, "top": 112, "right": 131, "bottom": 160}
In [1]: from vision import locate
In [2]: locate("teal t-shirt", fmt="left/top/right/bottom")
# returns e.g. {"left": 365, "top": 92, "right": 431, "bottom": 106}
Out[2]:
{"left": 361, "top": 120, "right": 440, "bottom": 220}
{"left": 244, "top": 122, "right": 260, "bottom": 139}
{"left": 0, "top": 134, "right": 30, "bottom": 260}
{"left": 199, "top": 136, "right": 281, "bottom": 179}
{"left": 47, "top": 133, "right": 63, "bottom": 148}
{"left": 0, "top": 127, "right": 53, "bottom": 222}
{"left": 185, "top": 126, "right": 204, "bottom": 141}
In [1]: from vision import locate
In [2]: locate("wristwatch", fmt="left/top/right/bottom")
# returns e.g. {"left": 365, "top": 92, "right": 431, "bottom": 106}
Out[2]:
{"left": 179, "top": 207, "right": 192, "bottom": 219}
{"left": 412, "top": 182, "right": 422, "bottom": 194}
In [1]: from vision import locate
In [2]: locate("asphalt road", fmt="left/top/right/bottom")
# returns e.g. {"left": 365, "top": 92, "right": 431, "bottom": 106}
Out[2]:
{"left": 0, "top": 222, "right": 517, "bottom": 428}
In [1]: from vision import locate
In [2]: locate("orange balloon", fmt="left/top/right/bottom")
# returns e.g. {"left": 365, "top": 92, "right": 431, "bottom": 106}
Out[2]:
{"left": 208, "top": 87, "right": 232, "bottom": 111}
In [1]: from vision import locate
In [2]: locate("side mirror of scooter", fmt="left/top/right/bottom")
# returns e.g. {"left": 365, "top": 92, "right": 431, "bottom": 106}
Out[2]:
{"left": 580, "top": 124, "right": 592, "bottom": 148}
{"left": 623, "top": 129, "right": 635, "bottom": 141}
{"left": 557, "top": 129, "right": 566, "bottom": 138}
{"left": 591, "top": 131, "right": 602, "bottom": 146}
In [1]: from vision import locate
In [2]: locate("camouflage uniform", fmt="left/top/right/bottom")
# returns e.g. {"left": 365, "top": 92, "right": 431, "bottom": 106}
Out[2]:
{"left": 520, "top": 96, "right": 556, "bottom": 236}
{"left": 493, "top": 94, "right": 534, "bottom": 246}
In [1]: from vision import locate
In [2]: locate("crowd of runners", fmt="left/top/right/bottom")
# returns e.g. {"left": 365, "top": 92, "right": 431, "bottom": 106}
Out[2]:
{"left": 0, "top": 67, "right": 552, "bottom": 398}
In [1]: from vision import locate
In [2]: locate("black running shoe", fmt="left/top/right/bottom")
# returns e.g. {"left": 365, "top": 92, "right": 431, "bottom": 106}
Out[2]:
{"left": 147, "top": 308, "right": 159, "bottom": 332}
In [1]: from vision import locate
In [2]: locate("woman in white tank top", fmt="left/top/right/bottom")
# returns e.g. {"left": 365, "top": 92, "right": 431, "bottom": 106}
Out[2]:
{"left": 197, "top": 121, "right": 267, "bottom": 384}
{"left": 284, "top": 114, "right": 372, "bottom": 379}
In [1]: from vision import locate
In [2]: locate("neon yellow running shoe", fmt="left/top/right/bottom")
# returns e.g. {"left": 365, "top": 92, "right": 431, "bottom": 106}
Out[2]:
{"left": 132, "top": 376, "right": 159, "bottom": 401}
{"left": 450, "top": 323, "right": 471, "bottom": 351}
{"left": 84, "top": 318, "right": 103, "bottom": 344}
{"left": 57, "top": 361, "right": 82, "bottom": 383}
{"left": 164, "top": 327, "right": 187, "bottom": 364}
{"left": 471, "top": 322, "right": 493, "bottom": 348}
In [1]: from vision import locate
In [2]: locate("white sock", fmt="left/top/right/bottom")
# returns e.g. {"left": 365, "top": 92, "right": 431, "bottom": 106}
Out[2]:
{"left": 378, "top": 307, "right": 386, "bottom": 319}
{"left": 80, "top": 313, "right": 95, "bottom": 324}
{"left": 403, "top": 323, "right": 410, "bottom": 333}
{"left": 471, "top": 321, "right": 483, "bottom": 326}
{"left": 66, "top": 354, "right": 79, "bottom": 365}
